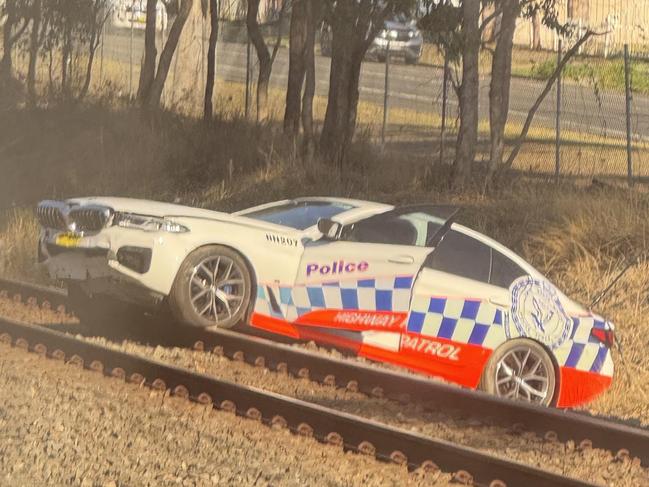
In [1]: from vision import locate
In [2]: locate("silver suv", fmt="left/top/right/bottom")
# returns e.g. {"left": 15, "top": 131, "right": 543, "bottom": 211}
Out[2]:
{"left": 320, "top": 14, "right": 423, "bottom": 65}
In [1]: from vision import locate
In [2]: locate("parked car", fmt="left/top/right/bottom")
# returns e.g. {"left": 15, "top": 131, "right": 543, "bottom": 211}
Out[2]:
{"left": 321, "top": 14, "right": 423, "bottom": 64}
{"left": 36, "top": 196, "right": 615, "bottom": 408}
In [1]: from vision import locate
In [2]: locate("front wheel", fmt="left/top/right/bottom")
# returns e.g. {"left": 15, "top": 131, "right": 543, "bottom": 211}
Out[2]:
{"left": 480, "top": 338, "right": 557, "bottom": 406}
{"left": 168, "top": 245, "right": 252, "bottom": 329}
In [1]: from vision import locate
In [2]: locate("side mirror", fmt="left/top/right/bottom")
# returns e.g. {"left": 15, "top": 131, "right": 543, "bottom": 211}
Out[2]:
{"left": 317, "top": 218, "right": 342, "bottom": 240}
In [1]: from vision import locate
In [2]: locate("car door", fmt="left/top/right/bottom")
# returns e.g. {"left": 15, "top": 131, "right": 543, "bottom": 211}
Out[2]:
{"left": 288, "top": 206, "right": 453, "bottom": 355}
{"left": 403, "top": 227, "right": 529, "bottom": 387}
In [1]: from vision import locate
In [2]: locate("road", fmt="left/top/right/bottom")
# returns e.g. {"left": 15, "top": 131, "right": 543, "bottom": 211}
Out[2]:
{"left": 102, "top": 28, "right": 649, "bottom": 141}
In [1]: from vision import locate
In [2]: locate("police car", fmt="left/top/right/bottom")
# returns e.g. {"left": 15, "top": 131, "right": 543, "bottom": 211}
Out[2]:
{"left": 36, "top": 196, "right": 615, "bottom": 407}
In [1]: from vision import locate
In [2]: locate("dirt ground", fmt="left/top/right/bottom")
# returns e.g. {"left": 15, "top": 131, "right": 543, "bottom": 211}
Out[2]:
{"left": 0, "top": 343, "right": 458, "bottom": 487}
{"left": 1, "top": 298, "right": 647, "bottom": 486}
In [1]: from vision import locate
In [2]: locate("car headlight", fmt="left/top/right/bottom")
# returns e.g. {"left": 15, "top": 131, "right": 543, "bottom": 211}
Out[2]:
{"left": 113, "top": 212, "right": 189, "bottom": 233}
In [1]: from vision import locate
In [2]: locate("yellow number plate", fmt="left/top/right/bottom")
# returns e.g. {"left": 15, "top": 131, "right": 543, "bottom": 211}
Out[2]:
{"left": 55, "top": 233, "right": 82, "bottom": 248}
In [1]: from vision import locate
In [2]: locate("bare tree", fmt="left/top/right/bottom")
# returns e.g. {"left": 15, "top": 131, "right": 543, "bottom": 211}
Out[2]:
{"left": 283, "top": 0, "right": 308, "bottom": 137}
{"left": 203, "top": 0, "right": 219, "bottom": 121}
{"left": 79, "top": 0, "right": 110, "bottom": 99}
{"left": 246, "top": 0, "right": 287, "bottom": 121}
{"left": 27, "top": 0, "right": 44, "bottom": 104}
{"left": 487, "top": 0, "right": 519, "bottom": 180}
{"left": 452, "top": 0, "right": 480, "bottom": 188}
{"left": 504, "top": 31, "right": 596, "bottom": 168}
{"left": 532, "top": 9, "right": 542, "bottom": 49}
{"left": 1, "top": 0, "right": 31, "bottom": 82}
{"left": 320, "top": 0, "right": 412, "bottom": 169}
{"left": 137, "top": 0, "right": 158, "bottom": 103}
{"left": 146, "top": 0, "right": 194, "bottom": 109}
{"left": 301, "top": 0, "right": 316, "bottom": 159}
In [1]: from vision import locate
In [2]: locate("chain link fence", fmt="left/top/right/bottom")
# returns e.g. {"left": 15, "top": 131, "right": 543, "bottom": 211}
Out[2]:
{"left": 15, "top": 1, "right": 649, "bottom": 183}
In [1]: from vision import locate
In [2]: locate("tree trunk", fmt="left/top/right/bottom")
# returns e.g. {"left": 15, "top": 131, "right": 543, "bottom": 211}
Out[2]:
{"left": 246, "top": 0, "right": 272, "bottom": 121}
{"left": 532, "top": 10, "right": 542, "bottom": 50}
{"left": 487, "top": 0, "right": 519, "bottom": 182}
{"left": 61, "top": 23, "right": 72, "bottom": 97}
{"left": 146, "top": 0, "right": 193, "bottom": 110}
{"left": 1, "top": 0, "right": 17, "bottom": 81}
{"left": 80, "top": 5, "right": 105, "bottom": 101}
{"left": 301, "top": 0, "right": 315, "bottom": 160}
{"left": 284, "top": 0, "right": 307, "bottom": 136}
{"left": 137, "top": 0, "right": 158, "bottom": 104}
{"left": 204, "top": 0, "right": 219, "bottom": 121}
{"left": 320, "top": 20, "right": 352, "bottom": 168}
{"left": 27, "top": 0, "right": 42, "bottom": 105}
{"left": 505, "top": 31, "right": 594, "bottom": 168}
{"left": 482, "top": 2, "right": 496, "bottom": 43}
{"left": 452, "top": 0, "right": 480, "bottom": 188}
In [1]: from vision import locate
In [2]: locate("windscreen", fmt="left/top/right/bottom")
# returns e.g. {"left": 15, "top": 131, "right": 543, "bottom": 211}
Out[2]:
{"left": 243, "top": 201, "right": 354, "bottom": 230}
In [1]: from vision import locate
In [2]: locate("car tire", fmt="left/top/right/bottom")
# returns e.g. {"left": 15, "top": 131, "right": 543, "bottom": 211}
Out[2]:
{"left": 405, "top": 55, "right": 419, "bottom": 65}
{"left": 67, "top": 283, "right": 144, "bottom": 334}
{"left": 168, "top": 245, "right": 252, "bottom": 329}
{"left": 480, "top": 338, "right": 557, "bottom": 406}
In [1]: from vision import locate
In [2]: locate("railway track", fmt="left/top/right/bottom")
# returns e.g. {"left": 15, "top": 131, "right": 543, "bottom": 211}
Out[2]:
{"left": 0, "top": 316, "right": 597, "bottom": 487}
{"left": 2, "top": 278, "right": 648, "bottom": 470}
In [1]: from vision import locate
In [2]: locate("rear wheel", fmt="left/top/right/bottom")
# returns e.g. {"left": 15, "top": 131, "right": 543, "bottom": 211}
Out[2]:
{"left": 481, "top": 338, "right": 556, "bottom": 406}
{"left": 168, "top": 245, "right": 252, "bottom": 329}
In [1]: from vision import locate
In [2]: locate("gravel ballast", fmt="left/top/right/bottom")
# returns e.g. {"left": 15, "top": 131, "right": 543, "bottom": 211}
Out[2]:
{"left": 1, "top": 296, "right": 648, "bottom": 486}
{"left": 0, "top": 343, "right": 453, "bottom": 487}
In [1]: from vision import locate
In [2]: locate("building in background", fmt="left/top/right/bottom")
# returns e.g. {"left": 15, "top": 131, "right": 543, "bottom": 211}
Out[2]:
{"left": 514, "top": 0, "right": 649, "bottom": 56}
{"left": 110, "top": 0, "right": 168, "bottom": 30}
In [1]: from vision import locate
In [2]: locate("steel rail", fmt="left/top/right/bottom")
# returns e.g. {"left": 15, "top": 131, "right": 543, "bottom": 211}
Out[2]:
{"left": 2, "top": 277, "right": 648, "bottom": 467}
{"left": 0, "top": 317, "right": 596, "bottom": 487}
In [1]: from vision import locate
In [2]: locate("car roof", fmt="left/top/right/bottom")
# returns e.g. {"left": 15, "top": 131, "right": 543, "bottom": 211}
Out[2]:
{"left": 234, "top": 196, "right": 390, "bottom": 214}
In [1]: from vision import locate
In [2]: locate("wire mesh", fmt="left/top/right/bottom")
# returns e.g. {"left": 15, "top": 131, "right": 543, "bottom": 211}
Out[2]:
{"left": 25, "top": 0, "right": 648, "bottom": 183}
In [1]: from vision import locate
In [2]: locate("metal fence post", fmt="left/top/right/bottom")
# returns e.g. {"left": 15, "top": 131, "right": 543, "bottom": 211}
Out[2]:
{"left": 624, "top": 44, "right": 633, "bottom": 186}
{"left": 245, "top": 37, "right": 251, "bottom": 119}
{"left": 439, "top": 50, "right": 449, "bottom": 165}
{"left": 381, "top": 39, "right": 391, "bottom": 147}
{"left": 129, "top": 0, "right": 135, "bottom": 98}
{"left": 99, "top": 22, "right": 105, "bottom": 86}
{"left": 555, "top": 39, "right": 562, "bottom": 182}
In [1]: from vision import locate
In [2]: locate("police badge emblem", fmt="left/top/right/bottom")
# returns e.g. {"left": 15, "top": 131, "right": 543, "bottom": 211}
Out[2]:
{"left": 508, "top": 276, "right": 573, "bottom": 350}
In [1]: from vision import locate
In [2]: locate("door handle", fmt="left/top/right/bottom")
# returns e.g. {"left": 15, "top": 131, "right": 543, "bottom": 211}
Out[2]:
{"left": 489, "top": 296, "right": 511, "bottom": 308}
{"left": 388, "top": 255, "right": 415, "bottom": 265}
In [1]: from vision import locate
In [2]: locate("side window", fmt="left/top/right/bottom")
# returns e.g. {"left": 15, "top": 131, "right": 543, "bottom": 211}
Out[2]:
{"left": 490, "top": 249, "right": 527, "bottom": 289}
{"left": 426, "top": 230, "right": 491, "bottom": 283}
{"left": 341, "top": 215, "right": 419, "bottom": 246}
{"left": 341, "top": 211, "right": 444, "bottom": 247}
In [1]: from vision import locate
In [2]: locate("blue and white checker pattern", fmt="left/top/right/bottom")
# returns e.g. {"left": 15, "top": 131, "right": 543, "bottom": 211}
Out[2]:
{"left": 254, "top": 276, "right": 415, "bottom": 322}
{"left": 552, "top": 317, "right": 614, "bottom": 377}
{"left": 406, "top": 296, "right": 613, "bottom": 377}
{"left": 255, "top": 280, "right": 614, "bottom": 378}
{"left": 407, "top": 295, "right": 506, "bottom": 348}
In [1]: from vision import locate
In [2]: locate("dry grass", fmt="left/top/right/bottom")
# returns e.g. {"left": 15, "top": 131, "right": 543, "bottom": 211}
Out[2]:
{"left": 1, "top": 84, "right": 648, "bottom": 422}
